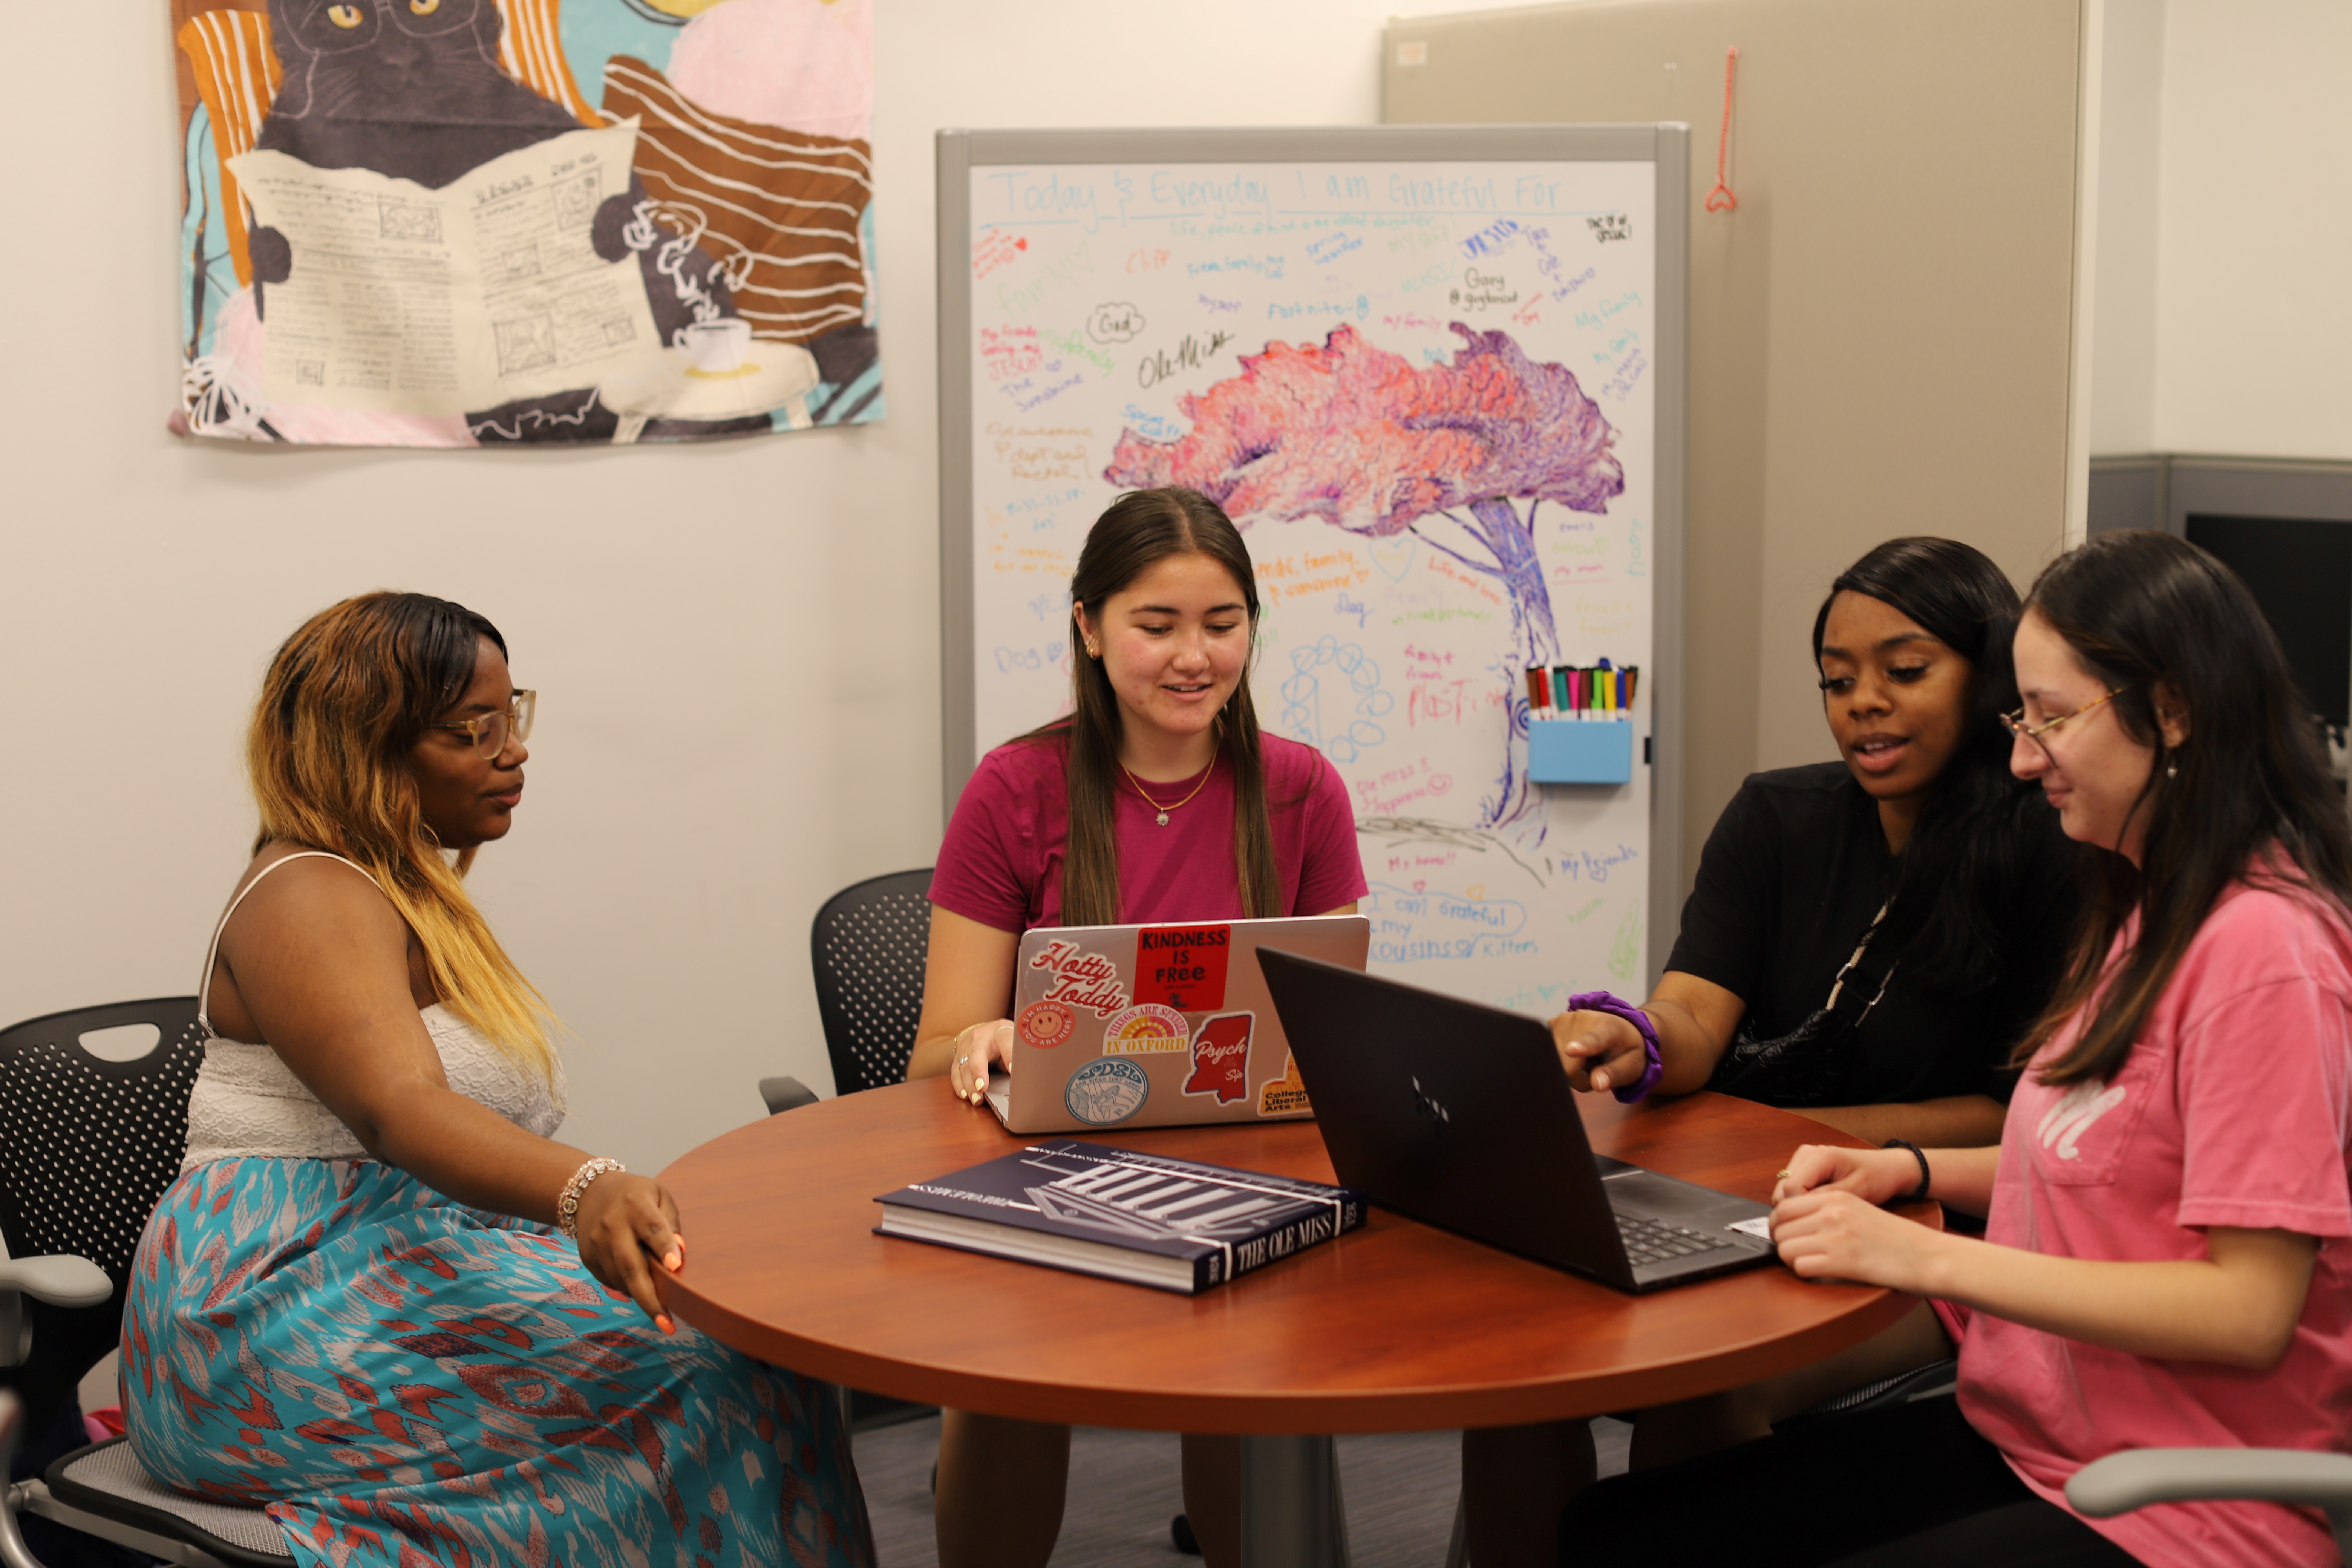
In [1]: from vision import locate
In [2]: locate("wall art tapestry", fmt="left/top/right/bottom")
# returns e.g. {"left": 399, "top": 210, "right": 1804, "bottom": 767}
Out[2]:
{"left": 170, "top": 0, "right": 881, "bottom": 446}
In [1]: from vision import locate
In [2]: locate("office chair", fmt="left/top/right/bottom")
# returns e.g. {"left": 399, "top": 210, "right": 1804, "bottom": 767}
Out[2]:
{"left": 758, "top": 871, "right": 940, "bottom": 1438}
{"left": 761, "top": 867, "right": 934, "bottom": 1113}
{"left": 2069, "top": 1447, "right": 2352, "bottom": 1560}
{"left": 0, "top": 998, "right": 296, "bottom": 1567}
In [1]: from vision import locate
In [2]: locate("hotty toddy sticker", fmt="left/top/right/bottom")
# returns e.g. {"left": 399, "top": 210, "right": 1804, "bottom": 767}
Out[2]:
{"left": 1026, "top": 939, "right": 1130, "bottom": 1017}
{"left": 1101, "top": 1003, "right": 1191, "bottom": 1054}
{"left": 1133, "top": 923, "right": 1231, "bottom": 1011}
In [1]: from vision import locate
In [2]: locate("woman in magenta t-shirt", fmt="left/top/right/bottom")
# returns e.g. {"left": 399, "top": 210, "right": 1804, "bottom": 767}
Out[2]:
{"left": 908, "top": 486, "right": 1366, "bottom": 1568}
{"left": 1550, "top": 530, "right": 2352, "bottom": 1568}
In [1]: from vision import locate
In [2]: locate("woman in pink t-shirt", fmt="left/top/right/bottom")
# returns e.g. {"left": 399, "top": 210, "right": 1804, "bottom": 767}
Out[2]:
{"left": 1551, "top": 530, "right": 2352, "bottom": 1568}
{"left": 908, "top": 486, "right": 1367, "bottom": 1568}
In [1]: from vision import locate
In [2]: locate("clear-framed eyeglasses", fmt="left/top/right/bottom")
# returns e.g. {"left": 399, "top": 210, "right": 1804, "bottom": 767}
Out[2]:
{"left": 2000, "top": 686, "right": 2127, "bottom": 763}
{"left": 429, "top": 689, "right": 535, "bottom": 758}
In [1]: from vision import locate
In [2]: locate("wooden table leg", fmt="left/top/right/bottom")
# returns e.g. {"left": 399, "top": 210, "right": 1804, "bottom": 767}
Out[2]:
{"left": 1237, "top": 1434, "right": 1353, "bottom": 1568}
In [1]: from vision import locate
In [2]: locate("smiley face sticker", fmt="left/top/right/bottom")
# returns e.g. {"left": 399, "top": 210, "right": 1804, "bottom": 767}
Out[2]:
{"left": 1017, "top": 998, "right": 1076, "bottom": 1049}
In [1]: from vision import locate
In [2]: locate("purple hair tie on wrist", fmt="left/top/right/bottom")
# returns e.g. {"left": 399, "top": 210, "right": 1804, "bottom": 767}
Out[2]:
{"left": 1568, "top": 990, "right": 1665, "bottom": 1103}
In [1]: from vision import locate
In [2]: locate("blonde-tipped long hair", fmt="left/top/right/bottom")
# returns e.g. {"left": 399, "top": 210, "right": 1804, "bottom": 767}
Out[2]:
{"left": 246, "top": 591, "right": 556, "bottom": 1079}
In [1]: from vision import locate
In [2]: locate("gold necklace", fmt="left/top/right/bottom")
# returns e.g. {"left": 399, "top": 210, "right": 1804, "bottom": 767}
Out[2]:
{"left": 1119, "top": 756, "right": 1218, "bottom": 826}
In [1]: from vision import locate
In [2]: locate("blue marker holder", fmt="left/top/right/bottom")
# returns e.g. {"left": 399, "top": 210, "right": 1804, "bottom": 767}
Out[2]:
{"left": 1527, "top": 718, "right": 1635, "bottom": 786}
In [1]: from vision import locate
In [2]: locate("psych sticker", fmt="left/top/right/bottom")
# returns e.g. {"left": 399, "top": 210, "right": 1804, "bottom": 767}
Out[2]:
{"left": 1182, "top": 1012, "right": 1254, "bottom": 1104}
{"left": 1257, "top": 1051, "right": 1313, "bottom": 1116}
{"left": 1133, "top": 923, "right": 1232, "bottom": 1011}
{"left": 1066, "top": 1058, "right": 1150, "bottom": 1126}
{"left": 1017, "top": 999, "right": 1076, "bottom": 1049}
{"left": 1100, "top": 1003, "right": 1191, "bottom": 1054}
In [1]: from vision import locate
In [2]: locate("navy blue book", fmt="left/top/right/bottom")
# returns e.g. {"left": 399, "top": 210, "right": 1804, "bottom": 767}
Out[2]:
{"left": 875, "top": 1139, "right": 1368, "bottom": 1294}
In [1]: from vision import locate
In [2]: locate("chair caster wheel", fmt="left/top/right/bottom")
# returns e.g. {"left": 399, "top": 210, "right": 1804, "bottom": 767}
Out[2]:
{"left": 1171, "top": 1511, "right": 1200, "bottom": 1554}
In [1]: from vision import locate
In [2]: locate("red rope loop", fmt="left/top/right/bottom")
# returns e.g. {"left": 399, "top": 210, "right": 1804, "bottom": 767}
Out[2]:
{"left": 1705, "top": 46, "right": 1740, "bottom": 213}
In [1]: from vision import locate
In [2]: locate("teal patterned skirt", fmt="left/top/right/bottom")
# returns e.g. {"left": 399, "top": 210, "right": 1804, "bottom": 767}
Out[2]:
{"left": 122, "top": 1158, "right": 872, "bottom": 1568}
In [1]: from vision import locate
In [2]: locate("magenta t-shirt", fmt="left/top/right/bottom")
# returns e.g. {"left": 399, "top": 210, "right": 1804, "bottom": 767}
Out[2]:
{"left": 1934, "top": 878, "right": 2352, "bottom": 1568}
{"left": 929, "top": 731, "right": 1367, "bottom": 932}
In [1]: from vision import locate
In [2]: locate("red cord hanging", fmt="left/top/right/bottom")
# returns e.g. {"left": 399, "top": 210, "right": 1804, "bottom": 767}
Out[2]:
{"left": 1705, "top": 46, "right": 1740, "bottom": 213}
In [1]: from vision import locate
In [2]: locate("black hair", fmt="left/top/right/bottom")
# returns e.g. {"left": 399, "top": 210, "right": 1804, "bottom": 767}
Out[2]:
{"left": 1810, "top": 537, "right": 2055, "bottom": 1001}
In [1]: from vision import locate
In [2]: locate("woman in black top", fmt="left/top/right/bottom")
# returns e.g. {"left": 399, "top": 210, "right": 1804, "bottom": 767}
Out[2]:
{"left": 1462, "top": 538, "right": 2078, "bottom": 1568}
{"left": 1560, "top": 536, "right": 2076, "bottom": 1141}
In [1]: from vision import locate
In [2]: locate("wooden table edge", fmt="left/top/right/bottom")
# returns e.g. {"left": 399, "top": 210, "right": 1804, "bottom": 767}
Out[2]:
{"left": 658, "top": 1263, "right": 1929, "bottom": 1433}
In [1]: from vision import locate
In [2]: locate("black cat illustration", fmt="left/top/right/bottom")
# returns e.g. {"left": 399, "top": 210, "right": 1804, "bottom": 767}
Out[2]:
{"left": 248, "top": 0, "right": 764, "bottom": 442}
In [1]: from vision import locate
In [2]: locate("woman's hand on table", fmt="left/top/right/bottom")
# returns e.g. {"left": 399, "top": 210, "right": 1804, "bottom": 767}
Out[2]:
{"left": 946, "top": 1020, "right": 1015, "bottom": 1105}
{"left": 572, "top": 1171, "right": 686, "bottom": 1332}
{"left": 1769, "top": 1144, "right": 1947, "bottom": 1292}
{"left": 1550, "top": 1009, "right": 1650, "bottom": 1095}
{"left": 1771, "top": 1143, "right": 1919, "bottom": 1207}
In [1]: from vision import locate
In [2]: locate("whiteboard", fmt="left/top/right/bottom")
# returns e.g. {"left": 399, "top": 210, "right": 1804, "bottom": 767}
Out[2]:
{"left": 939, "top": 127, "right": 1687, "bottom": 1014}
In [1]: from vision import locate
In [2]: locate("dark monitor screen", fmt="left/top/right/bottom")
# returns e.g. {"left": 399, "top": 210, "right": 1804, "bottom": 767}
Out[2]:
{"left": 2183, "top": 514, "right": 2352, "bottom": 730}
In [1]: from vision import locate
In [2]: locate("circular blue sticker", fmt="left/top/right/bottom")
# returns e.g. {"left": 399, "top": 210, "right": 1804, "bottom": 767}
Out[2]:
{"left": 1065, "top": 1057, "right": 1151, "bottom": 1126}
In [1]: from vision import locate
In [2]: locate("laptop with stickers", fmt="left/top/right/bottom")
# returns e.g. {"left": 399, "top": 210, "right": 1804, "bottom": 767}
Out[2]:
{"left": 986, "top": 915, "right": 1372, "bottom": 1135}
{"left": 1257, "top": 948, "right": 1778, "bottom": 1293}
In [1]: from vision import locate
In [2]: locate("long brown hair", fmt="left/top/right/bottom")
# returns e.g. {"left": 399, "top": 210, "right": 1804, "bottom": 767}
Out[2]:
{"left": 1029, "top": 488, "right": 1282, "bottom": 925}
{"left": 247, "top": 591, "right": 556, "bottom": 1078}
{"left": 2019, "top": 532, "right": 2352, "bottom": 1086}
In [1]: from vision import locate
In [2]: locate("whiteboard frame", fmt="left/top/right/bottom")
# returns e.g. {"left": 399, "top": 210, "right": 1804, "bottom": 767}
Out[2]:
{"left": 937, "top": 125, "right": 1689, "bottom": 982}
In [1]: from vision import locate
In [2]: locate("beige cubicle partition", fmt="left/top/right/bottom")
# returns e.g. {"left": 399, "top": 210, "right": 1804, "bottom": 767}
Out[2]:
{"left": 1386, "top": 0, "right": 2086, "bottom": 878}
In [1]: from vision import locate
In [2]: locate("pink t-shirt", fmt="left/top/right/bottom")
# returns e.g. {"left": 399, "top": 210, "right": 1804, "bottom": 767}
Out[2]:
{"left": 929, "top": 730, "right": 1367, "bottom": 933}
{"left": 1936, "top": 878, "right": 2352, "bottom": 1568}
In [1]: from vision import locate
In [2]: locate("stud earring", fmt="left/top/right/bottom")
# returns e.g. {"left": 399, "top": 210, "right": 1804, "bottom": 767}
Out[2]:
{"left": 2166, "top": 761, "right": 2179, "bottom": 779}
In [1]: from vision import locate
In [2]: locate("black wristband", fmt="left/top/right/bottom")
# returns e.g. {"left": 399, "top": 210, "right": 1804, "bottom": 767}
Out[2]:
{"left": 1883, "top": 1139, "right": 1931, "bottom": 1204}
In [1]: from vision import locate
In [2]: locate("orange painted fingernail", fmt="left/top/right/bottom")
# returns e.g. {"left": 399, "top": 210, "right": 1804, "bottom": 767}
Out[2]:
{"left": 656, "top": 1313, "right": 675, "bottom": 1334}
{"left": 664, "top": 1248, "right": 682, "bottom": 1271}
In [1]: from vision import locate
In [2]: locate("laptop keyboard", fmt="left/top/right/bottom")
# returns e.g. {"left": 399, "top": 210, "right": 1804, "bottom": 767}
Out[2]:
{"left": 1615, "top": 1212, "right": 1741, "bottom": 1268}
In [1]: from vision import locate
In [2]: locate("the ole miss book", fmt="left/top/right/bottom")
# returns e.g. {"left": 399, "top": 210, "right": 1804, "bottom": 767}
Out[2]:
{"left": 874, "top": 1140, "right": 1367, "bottom": 1294}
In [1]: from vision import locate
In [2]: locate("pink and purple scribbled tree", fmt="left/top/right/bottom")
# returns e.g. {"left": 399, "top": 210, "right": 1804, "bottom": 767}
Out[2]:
{"left": 1104, "top": 322, "right": 1623, "bottom": 828}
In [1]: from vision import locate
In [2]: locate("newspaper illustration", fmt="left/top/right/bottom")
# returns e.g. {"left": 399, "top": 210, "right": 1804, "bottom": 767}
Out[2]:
{"left": 228, "top": 123, "right": 658, "bottom": 415}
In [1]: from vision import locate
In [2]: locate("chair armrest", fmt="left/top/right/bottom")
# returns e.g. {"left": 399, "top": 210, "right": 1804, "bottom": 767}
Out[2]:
{"left": 0, "top": 1256, "right": 110, "bottom": 1309}
{"left": 2067, "top": 1448, "right": 2352, "bottom": 1516}
{"left": 759, "top": 1076, "right": 822, "bottom": 1116}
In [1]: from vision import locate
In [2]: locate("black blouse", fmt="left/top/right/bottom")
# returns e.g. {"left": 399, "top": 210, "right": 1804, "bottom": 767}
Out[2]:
{"left": 1664, "top": 762, "right": 2078, "bottom": 1107}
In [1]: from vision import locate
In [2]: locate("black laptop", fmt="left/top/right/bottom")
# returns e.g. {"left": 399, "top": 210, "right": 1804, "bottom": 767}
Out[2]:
{"left": 1257, "top": 948, "right": 1778, "bottom": 1293}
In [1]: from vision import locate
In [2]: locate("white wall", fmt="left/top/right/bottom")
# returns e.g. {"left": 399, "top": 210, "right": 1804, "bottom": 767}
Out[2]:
{"left": 0, "top": 0, "right": 1504, "bottom": 1178}
{"left": 2086, "top": 0, "right": 2352, "bottom": 460}
{"left": 2087, "top": 0, "right": 2164, "bottom": 457}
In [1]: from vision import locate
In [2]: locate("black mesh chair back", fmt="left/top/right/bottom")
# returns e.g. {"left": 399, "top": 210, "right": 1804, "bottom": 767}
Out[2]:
{"left": 808, "top": 869, "right": 933, "bottom": 1096}
{"left": 0, "top": 999, "right": 205, "bottom": 1435}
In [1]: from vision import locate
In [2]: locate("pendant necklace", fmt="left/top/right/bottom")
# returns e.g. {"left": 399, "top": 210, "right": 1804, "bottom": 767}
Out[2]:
{"left": 1119, "top": 757, "right": 1217, "bottom": 826}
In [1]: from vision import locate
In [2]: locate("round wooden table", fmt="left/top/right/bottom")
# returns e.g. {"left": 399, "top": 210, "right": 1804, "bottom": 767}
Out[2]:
{"left": 657, "top": 1080, "right": 1935, "bottom": 1563}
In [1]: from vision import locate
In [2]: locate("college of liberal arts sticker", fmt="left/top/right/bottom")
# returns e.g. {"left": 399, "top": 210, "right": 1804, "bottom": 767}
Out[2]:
{"left": 1182, "top": 1012, "right": 1254, "bottom": 1104}
{"left": 1257, "top": 1051, "right": 1312, "bottom": 1116}
{"left": 1066, "top": 1058, "right": 1151, "bottom": 1126}
{"left": 1016, "top": 999, "right": 1076, "bottom": 1049}
{"left": 1099, "top": 1003, "right": 1191, "bottom": 1054}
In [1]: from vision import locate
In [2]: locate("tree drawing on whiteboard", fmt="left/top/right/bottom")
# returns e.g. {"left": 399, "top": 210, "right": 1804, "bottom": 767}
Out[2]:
{"left": 1104, "top": 322, "right": 1623, "bottom": 829}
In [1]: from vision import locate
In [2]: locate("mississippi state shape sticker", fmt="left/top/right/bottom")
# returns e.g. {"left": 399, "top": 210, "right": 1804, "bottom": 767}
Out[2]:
{"left": 1182, "top": 1012, "right": 1254, "bottom": 1104}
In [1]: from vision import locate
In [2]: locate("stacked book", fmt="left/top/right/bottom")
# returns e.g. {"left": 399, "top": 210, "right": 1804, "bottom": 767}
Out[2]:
{"left": 876, "top": 1140, "right": 1366, "bottom": 1294}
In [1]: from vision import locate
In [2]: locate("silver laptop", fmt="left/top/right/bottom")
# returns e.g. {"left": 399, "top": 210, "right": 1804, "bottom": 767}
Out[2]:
{"left": 1257, "top": 948, "right": 1778, "bottom": 1293}
{"left": 986, "top": 915, "right": 1370, "bottom": 1134}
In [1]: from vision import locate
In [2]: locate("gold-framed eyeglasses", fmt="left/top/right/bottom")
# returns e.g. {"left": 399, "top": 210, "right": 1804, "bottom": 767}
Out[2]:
{"left": 2001, "top": 686, "right": 2127, "bottom": 760}
{"left": 429, "top": 689, "right": 534, "bottom": 757}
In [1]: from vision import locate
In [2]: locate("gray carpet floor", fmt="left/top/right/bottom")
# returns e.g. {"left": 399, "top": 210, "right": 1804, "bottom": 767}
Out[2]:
{"left": 851, "top": 1415, "right": 1632, "bottom": 1566}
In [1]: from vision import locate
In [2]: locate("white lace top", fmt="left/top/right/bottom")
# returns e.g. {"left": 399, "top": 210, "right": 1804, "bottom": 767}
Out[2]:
{"left": 180, "top": 852, "right": 566, "bottom": 1172}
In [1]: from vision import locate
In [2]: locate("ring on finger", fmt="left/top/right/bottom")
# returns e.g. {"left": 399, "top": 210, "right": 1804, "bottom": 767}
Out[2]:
{"left": 1774, "top": 1169, "right": 1792, "bottom": 1181}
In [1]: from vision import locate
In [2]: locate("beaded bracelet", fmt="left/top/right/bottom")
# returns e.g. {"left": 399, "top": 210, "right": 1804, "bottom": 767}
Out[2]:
{"left": 1565, "top": 990, "right": 1666, "bottom": 1103}
{"left": 556, "top": 1156, "right": 626, "bottom": 1239}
